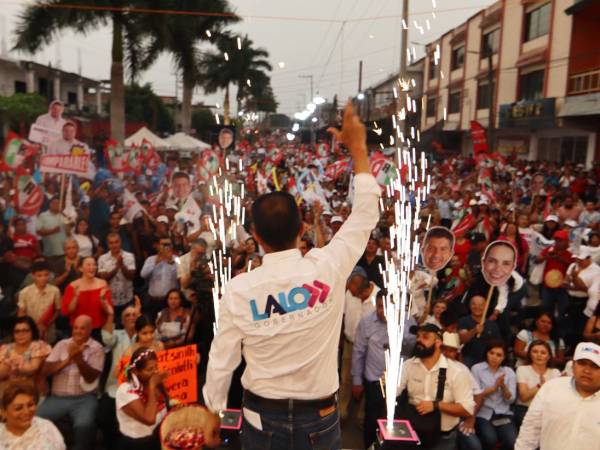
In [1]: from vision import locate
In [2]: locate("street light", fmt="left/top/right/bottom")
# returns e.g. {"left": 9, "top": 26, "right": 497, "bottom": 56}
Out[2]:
{"left": 313, "top": 96, "right": 326, "bottom": 105}
{"left": 357, "top": 92, "right": 365, "bottom": 100}
{"left": 286, "top": 133, "right": 295, "bottom": 141}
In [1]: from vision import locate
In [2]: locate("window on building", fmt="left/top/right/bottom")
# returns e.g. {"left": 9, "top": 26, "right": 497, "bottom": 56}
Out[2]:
{"left": 451, "top": 46, "right": 465, "bottom": 71}
{"left": 428, "top": 58, "right": 437, "bottom": 80}
{"left": 426, "top": 97, "right": 436, "bottom": 117}
{"left": 519, "top": 70, "right": 544, "bottom": 100}
{"left": 67, "top": 91, "right": 77, "bottom": 105}
{"left": 14, "top": 81, "right": 26, "bottom": 93}
{"left": 538, "top": 136, "right": 588, "bottom": 165}
{"left": 448, "top": 91, "right": 461, "bottom": 114}
{"left": 37, "top": 77, "right": 49, "bottom": 97}
{"left": 481, "top": 29, "right": 500, "bottom": 57}
{"left": 525, "top": 2, "right": 551, "bottom": 42}
{"left": 477, "top": 81, "right": 495, "bottom": 110}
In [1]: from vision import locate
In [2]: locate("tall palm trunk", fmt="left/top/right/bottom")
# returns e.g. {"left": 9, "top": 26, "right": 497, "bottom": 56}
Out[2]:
{"left": 181, "top": 70, "right": 193, "bottom": 134}
{"left": 110, "top": 18, "right": 125, "bottom": 143}
{"left": 223, "top": 84, "right": 231, "bottom": 125}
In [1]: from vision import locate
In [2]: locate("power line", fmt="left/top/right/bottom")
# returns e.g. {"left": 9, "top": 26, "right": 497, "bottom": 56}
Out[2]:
{"left": 3, "top": 2, "right": 486, "bottom": 24}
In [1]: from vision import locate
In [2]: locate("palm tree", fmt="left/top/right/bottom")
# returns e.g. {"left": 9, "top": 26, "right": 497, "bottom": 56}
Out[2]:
{"left": 198, "top": 33, "right": 272, "bottom": 124}
{"left": 141, "top": 0, "right": 239, "bottom": 134}
{"left": 243, "top": 72, "right": 278, "bottom": 113}
{"left": 12, "top": 1, "right": 157, "bottom": 143}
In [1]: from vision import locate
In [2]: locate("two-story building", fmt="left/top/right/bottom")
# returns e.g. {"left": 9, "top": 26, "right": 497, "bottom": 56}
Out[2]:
{"left": 419, "top": 0, "right": 598, "bottom": 166}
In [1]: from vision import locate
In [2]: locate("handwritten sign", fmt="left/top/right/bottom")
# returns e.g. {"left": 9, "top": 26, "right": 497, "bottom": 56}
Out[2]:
{"left": 156, "top": 345, "right": 197, "bottom": 404}
{"left": 40, "top": 154, "right": 89, "bottom": 175}
{"left": 28, "top": 124, "right": 61, "bottom": 146}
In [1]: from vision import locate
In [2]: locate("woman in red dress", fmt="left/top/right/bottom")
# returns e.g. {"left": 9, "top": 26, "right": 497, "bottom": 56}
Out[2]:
{"left": 61, "top": 256, "right": 112, "bottom": 341}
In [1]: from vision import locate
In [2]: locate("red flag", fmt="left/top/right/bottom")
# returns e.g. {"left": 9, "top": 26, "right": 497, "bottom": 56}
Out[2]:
{"left": 470, "top": 121, "right": 488, "bottom": 154}
{"left": 452, "top": 213, "right": 477, "bottom": 239}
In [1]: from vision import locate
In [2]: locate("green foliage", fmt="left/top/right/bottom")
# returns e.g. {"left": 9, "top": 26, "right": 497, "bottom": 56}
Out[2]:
{"left": 0, "top": 93, "right": 48, "bottom": 130}
{"left": 124, "top": 83, "right": 173, "bottom": 133}
{"left": 191, "top": 108, "right": 216, "bottom": 134}
{"left": 197, "top": 33, "right": 276, "bottom": 114}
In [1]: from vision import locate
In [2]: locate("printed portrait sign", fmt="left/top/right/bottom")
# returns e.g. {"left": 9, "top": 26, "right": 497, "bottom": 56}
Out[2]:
{"left": 481, "top": 240, "right": 517, "bottom": 286}
{"left": 421, "top": 226, "right": 456, "bottom": 272}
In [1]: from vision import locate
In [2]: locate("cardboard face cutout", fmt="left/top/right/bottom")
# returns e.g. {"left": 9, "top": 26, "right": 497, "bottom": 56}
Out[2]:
{"left": 481, "top": 240, "right": 517, "bottom": 286}
{"left": 421, "top": 226, "right": 455, "bottom": 272}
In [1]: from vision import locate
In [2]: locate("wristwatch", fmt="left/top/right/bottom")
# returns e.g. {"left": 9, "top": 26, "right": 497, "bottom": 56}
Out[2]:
{"left": 433, "top": 400, "right": 439, "bottom": 410}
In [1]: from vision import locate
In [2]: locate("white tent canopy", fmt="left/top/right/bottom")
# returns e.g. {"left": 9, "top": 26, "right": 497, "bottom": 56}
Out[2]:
{"left": 165, "top": 132, "right": 211, "bottom": 151}
{"left": 125, "top": 126, "right": 172, "bottom": 150}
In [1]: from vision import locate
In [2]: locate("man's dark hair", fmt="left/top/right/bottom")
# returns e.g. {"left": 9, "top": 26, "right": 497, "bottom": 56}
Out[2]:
{"left": 31, "top": 259, "right": 50, "bottom": 273}
{"left": 252, "top": 191, "right": 301, "bottom": 251}
{"left": 440, "top": 309, "right": 459, "bottom": 328}
{"left": 424, "top": 226, "right": 454, "bottom": 245}
{"left": 172, "top": 171, "right": 190, "bottom": 182}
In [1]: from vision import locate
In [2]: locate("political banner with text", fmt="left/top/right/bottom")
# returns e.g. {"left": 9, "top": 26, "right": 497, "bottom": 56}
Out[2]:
{"left": 40, "top": 154, "right": 89, "bottom": 175}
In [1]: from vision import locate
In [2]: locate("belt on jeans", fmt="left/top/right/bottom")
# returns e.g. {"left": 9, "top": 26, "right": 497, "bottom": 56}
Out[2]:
{"left": 243, "top": 390, "right": 337, "bottom": 414}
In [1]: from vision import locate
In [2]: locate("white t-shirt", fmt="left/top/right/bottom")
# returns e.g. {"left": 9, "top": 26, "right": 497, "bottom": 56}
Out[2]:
{"left": 515, "top": 330, "right": 565, "bottom": 367}
{"left": 566, "top": 262, "right": 600, "bottom": 298}
{"left": 516, "top": 365, "right": 561, "bottom": 406}
{"left": 73, "top": 234, "right": 98, "bottom": 258}
{"left": 116, "top": 381, "right": 168, "bottom": 438}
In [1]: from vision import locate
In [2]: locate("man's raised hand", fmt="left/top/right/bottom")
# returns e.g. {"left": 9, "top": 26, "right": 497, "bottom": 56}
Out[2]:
{"left": 327, "top": 101, "right": 369, "bottom": 174}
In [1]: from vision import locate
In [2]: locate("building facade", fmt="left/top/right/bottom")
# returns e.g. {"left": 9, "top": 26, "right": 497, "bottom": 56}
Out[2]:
{"left": 0, "top": 56, "right": 105, "bottom": 115}
{"left": 419, "top": 0, "right": 599, "bottom": 166}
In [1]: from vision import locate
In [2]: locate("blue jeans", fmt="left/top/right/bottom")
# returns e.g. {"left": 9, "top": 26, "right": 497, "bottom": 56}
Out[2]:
{"left": 37, "top": 393, "right": 98, "bottom": 450}
{"left": 475, "top": 417, "right": 517, "bottom": 450}
{"left": 459, "top": 428, "right": 483, "bottom": 450}
{"left": 540, "top": 286, "right": 569, "bottom": 327}
{"left": 241, "top": 395, "right": 341, "bottom": 450}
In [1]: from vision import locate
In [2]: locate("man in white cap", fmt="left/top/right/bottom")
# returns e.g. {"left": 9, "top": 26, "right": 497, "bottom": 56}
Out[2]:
{"left": 515, "top": 341, "right": 600, "bottom": 450}
{"left": 565, "top": 248, "right": 600, "bottom": 347}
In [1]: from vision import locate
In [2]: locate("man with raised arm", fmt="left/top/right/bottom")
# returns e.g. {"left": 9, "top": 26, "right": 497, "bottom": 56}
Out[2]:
{"left": 201, "top": 103, "right": 380, "bottom": 449}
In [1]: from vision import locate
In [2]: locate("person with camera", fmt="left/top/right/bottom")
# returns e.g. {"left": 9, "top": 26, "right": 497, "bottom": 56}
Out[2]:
{"left": 397, "top": 323, "right": 475, "bottom": 450}
{"left": 140, "top": 238, "right": 179, "bottom": 321}
{"left": 177, "top": 238, "right": 210, "bottom": 302}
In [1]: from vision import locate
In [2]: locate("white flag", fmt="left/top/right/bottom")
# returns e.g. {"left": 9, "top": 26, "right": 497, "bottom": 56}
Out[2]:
{"left": 123, "top": 189, "right": 146, "bottom": 223}
{"left": 63, "top": 176, "right": 77, "bottom": 222}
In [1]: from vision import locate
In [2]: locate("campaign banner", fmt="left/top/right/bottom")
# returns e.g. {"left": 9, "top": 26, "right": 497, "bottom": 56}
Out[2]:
{"left": 14, "top": 175, "right": 44, "bottom": 216}
{"left": 156, "top": 345, "right": 198, "bottom": 404}
{"left": 40, "top": 154, "right": 89, "bottom": 175}
{"left": 370, "top": 156, "right": 399, "bottom": 188}
{"left": 470, "top": 120, "right": 488, "bottom": 154}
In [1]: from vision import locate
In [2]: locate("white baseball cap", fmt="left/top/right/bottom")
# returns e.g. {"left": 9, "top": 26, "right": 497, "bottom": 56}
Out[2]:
{"left": 573, "top": 342, "right": 600, "bottom": 367}
{"left": 575, "top": 247, "right": 592, "bottom": 260}
{"left": 544, "top": 214, "right": 559, "bottom": 223}
{"left": 565, "top": 219, "right": 578, "bottom": 228}
{"left": 331, "top": 216, "right": 344, "bottom": 224}
{"left": 157, "top": 215, "right": 169, "bottom": 224}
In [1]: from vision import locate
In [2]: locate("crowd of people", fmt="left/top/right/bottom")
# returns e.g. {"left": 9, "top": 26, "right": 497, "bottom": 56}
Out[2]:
{"left": 0, "top": 101, "right": 598, "bottom": 450}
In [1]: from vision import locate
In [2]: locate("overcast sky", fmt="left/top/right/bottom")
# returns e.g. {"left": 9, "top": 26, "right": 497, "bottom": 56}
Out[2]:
{"left": 0, "top": 0, "right": 496, "bottom": 116}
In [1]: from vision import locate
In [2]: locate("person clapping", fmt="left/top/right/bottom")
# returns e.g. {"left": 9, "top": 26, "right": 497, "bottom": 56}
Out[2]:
{"left": 116, "top": 347, "right": 169, "bottom": 450}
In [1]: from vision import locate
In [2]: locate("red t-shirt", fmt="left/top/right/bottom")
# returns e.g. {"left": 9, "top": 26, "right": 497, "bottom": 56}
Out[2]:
{"left": 12, "top": 233, "right": 38, "bottom": 260}
{"left": 61, "top": 284, "right": 112, "bottom": 329}
{"left": 454, "top": 239, "right": 472, "bottom": 266}
{"left": 540, "top": 247, "right": 573, "bottom": 288}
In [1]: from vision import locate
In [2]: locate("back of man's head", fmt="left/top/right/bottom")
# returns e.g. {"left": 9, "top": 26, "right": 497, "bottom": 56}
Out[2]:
{"left": 252, "top": 191, "right": 301, "bottom": 252}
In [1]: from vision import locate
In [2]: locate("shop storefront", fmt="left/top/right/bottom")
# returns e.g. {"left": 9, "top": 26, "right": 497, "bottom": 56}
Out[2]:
{"left": 498, "top": 97, "right": 597, "bottom": 166}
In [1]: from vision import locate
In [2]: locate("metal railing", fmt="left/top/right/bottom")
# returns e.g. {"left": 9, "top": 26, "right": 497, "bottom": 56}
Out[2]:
{"left": 568, "top": 69, "right": 600, "bottom": 95}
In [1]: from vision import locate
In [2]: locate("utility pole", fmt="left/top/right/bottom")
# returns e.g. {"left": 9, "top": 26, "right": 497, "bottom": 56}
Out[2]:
{"left": 397, "top": 0, "right": 409, "bottom": 138}
{"left": 358, "top": 60, "right": 363, "bottom": 117}
{"left": 487, "top": 51, "right": 495, "bottom": 150}
{"left": 300, "top": 74, "right": 315, "bottom": 147}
